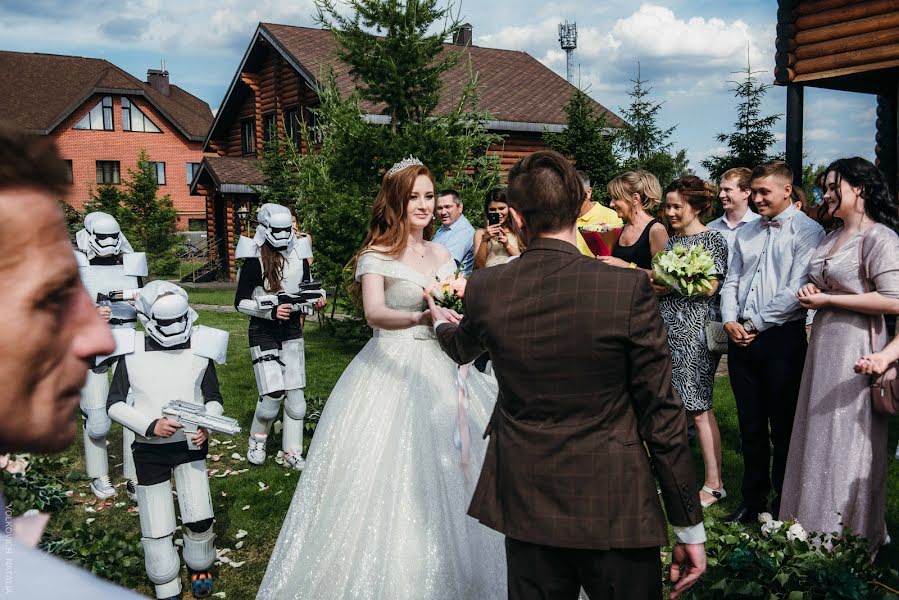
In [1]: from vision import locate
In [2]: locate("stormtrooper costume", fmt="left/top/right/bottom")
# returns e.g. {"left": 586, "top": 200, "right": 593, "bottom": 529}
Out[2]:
{"left": 106, "top": 282, "right": 228, "bottom": 600}
{"left": 74, "top": 212, "right": 146, "bottom": 501}
{"left": 234, "top": 204, "right": 316, "bottom": 470}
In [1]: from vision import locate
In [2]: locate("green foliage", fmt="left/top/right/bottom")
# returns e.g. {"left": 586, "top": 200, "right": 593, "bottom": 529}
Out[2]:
{"left": 59, "top": 200, "right": 83, "bottom": 242}
{"left": 701, "top": 61, "right": 782, "bottom": 183}
{"left": 315, "top": 0, "right": 463, "bottom": 128}
{"left": 0, "top": 467, "right": 69, "bottom": 515}
{"left": 679, "top": 517, "right": 899, "bottom": 599}
{"left": 41, "top": 522, "right": 144, "bottom": 587}
{"left": 544, "top": 88, "right": 620, "bottom": 202}
{"left": 82, "top": 149, "right": 181, "bottom": 275}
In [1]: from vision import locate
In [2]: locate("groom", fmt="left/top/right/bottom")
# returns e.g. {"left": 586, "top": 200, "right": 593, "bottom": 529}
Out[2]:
{"left": 428, "top": 150, "right": 706, "bottom": 600}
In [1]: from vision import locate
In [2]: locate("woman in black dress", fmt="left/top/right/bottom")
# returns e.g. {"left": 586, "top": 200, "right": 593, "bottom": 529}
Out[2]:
{"left": 598, "top": 170, "right": 669, "bottom": 273}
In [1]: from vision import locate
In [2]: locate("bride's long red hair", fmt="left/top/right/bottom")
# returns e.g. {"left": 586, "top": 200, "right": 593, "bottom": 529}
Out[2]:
{"left": 348, "top": 164, "right": 435, "bottom": 301}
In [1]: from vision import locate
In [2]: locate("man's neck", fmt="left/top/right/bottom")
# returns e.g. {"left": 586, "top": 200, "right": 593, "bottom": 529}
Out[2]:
{"left": 724, "top": 205, "right": 749, "bottom": 225}
{"left": 578, "top": 200, "right": 594, "bottom": 218}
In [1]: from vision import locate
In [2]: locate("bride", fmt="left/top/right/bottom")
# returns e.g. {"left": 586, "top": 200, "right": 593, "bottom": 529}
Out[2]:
{"left": 256, "top": 158, "right": 506, "bottom": 599}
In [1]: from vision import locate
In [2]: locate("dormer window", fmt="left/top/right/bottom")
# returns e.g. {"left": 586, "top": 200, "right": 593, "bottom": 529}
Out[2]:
{"left": 121, "top": 97, "right": 161, "bottom": 133}
{"left": 74, "top": 96, "right": 114, "bottom": 130}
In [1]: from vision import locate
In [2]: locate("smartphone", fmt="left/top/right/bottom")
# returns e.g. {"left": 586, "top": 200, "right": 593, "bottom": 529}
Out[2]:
{"left": 487, "top": 212, "right": 501, "bottom": 226}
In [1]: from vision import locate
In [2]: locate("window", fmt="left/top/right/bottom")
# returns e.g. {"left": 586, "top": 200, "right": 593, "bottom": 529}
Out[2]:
{"left": 74, "top": 96, "right": 114, "bottom": 130}
{"left": 263, "top": 112, "right": 277, "bottom": 146}
{"left": 241, "top": 119, "right": 256, "bottom": 155}
{"left": 96, "top": 161, "right": 120, "bottom": 184}
{"left": 188, "top": 218, "right": 207, "bottom": 232}
{"left": 186, "top": 162, "right": 202, "bottom": 185}
{"left": 121, "top": 97, "right": 161, "bottom": 133}
{"left": 148, "top": 161, "right": 166, "bottom": 185}
{"left": 284, "top": 107, "right": 300, "bottom": 147}
{"left": 65, "top": 160, "right": 73, "bottom": 183}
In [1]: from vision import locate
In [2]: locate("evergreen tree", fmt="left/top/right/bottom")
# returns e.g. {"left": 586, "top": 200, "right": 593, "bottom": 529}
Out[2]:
{"left": 701, "top": 61, "right": 782, "bottom": 182}
{"left": 543, "top": 88, "right": 620, "bottom": 202}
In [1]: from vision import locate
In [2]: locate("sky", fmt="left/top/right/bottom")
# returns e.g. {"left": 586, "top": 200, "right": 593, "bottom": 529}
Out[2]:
{"left": 0, "top": 0, "right": 878, "bottom": 178}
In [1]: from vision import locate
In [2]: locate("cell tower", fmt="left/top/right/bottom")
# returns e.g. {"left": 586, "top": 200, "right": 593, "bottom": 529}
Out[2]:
{"left": 558, "top": 21, "right": 578, "bottom": 84}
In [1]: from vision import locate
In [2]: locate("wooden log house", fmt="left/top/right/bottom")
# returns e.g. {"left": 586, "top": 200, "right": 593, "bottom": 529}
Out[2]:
{"left": 775, "top": 0, "right": 899, "bottom": 189}
{"left": 190, "top": 22, "right": 623, "bottom": 280}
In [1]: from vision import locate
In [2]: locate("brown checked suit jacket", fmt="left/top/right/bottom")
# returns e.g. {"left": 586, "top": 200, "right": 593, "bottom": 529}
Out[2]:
{"left": 436, "top": 237, "right": 702, "bottom": 550}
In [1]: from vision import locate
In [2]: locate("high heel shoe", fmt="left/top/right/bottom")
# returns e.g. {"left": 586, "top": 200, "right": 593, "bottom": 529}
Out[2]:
{"left": 700, "top": 485, "right": 726, "bottom": 508}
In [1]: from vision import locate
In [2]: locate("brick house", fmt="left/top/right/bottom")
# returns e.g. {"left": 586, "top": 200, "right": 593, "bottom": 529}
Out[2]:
{"left": 192, "top": 23, "right": 622, "bottom": 279}
{"left": 0, "top": 51, "right": 214, "bottom": 230}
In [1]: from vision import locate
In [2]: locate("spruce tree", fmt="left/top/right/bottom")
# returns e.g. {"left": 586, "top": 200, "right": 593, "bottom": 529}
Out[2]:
{"left": 543, "top": 89, "right": 620, "bottom": 202}
{"left": 701, "top": 61, "right": 782, "bottom": 182}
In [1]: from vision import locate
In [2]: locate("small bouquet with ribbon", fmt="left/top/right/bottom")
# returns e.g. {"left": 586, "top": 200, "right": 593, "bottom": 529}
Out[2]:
{"left": 425, "top": 270, "right": 466, "bottom": 314}
{"left": 651, "top": 243, "right": 716, "bottom": 297}
{"left": 578, "top": 223, "right": 619, "bottom": 257}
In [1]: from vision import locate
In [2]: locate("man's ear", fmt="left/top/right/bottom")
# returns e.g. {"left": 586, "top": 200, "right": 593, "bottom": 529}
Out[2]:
{"left": 509, "top": 206, "right": 525, "bottom": 231}
{"left": 784, "top": 183, "right": 793, "bottom": 201}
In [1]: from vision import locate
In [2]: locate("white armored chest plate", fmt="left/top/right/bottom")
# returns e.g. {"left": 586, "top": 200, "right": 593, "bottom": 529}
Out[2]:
{"left": 79, "top": 262, "right": 140, "bottom": 325}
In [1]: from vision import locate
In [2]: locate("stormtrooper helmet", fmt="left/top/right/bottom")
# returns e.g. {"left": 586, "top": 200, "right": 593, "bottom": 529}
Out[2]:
{"left": 256, "top": 204, "right": 295, "bottom": 249}
{"left": 136, "top": 281, "right": 198, "bottom": 347}
{"left": 84, "top": 212, "right": 123, "bottom": 257}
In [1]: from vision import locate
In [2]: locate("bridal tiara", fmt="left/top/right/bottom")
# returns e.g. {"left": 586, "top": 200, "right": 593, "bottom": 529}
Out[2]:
{"left": 387, "top": 155, "right": 424, "bottom": 178}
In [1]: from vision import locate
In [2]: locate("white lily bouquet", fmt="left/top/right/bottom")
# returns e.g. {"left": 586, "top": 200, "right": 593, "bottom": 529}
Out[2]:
{"left": 651, "top": 243, "right": 716, "bottom": 297}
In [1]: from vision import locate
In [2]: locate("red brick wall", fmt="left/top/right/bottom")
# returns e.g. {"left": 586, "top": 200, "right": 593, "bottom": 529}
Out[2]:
{"left": 51, "top": 93, "right": 214, "bottom": 230}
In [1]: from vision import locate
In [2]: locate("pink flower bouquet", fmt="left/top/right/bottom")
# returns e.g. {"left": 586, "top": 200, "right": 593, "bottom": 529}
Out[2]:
{"left": 426, "top": 270, "right": 466, "bottom": 314}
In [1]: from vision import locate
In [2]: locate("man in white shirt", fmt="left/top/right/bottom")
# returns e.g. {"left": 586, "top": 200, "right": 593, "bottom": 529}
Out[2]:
{"left": 432, "top": 189, "right": 475, "bottom": 275}
{"left": 0, "top": 124, "right": 143, "bottom": 598}
{"left": 707, "top": 167, "right": 761, "bottom": 251}
{"left": 719, "top": 160, "right": 824, "bottom": 525}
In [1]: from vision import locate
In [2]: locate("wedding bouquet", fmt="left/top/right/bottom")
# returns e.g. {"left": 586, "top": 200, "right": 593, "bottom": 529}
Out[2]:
{"left": 578, "top": 223, "right": 618, "bottom": 257}
{"left": 651, "top": 243, "right": 715, "bottom": 297}
{"left": 425, "top": 270, "right": 466, "bottom": 314}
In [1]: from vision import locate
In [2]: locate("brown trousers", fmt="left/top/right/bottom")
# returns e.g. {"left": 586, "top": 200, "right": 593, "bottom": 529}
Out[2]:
{"left": 505, "top": 537, "right": 662, "bottom": 600}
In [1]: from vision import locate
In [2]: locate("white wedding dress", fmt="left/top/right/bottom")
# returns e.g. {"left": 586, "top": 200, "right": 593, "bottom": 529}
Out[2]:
{"left": 257, "top": 252, "right": 506, "bottom": 600}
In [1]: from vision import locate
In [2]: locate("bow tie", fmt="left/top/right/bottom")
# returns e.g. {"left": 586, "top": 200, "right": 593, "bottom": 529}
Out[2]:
{"left": 761, "top": 218, "right": 782, "bottom": 229}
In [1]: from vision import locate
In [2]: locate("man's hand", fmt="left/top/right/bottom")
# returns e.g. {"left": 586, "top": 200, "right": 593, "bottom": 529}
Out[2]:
{"left": 153, "top": 417, "right": 182, "bottom": 438}
{"left": 669, "top": 542, "right": 706, "bottom": 599}
{"left": 724, "top": 321, "right": 756, "bottom": 347}
{"left": 192, "top": 427, "right": 208, "bottom": 446}
{"left": 423, "top": 293, "right": 462, "bottom": 325}
{"left": 275, "top": 304, "right": 292, "bottom": 320}
{"left": 97, "top": 306, "right": 112, "bottom": 321}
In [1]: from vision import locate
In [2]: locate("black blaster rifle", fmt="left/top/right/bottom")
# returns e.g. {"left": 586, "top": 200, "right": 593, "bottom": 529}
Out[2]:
{"left": 255, "top": 280, "right": 326, "bottom": 313}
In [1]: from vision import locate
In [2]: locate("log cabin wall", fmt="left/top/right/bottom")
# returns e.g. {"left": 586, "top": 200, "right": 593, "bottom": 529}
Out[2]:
{"left": 488, "top": 132, "right": 548, "bottom": 176}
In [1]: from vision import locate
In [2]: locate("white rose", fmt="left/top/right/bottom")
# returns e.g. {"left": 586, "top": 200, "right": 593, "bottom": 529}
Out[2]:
{"left": 760, "top": 519, "right": 784, "bottom": 536}
{"left": 757, "top": 512, "right": 773, "bottom": 524}
{"left": 786, "top": 523, "right": 808, "bottom": 542}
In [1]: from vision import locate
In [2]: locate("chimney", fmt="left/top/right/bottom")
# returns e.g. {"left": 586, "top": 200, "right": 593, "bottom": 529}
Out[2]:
{"left": 147, "top": 69, "right": 170, "bottom": 95}
{"left": 453, "top": 23, "right": 472, "bottom": 46}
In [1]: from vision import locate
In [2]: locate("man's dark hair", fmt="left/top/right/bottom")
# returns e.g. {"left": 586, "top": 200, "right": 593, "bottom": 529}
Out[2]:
{"left": 507, "top": 150, "right": 582, "bottom": 235}
{"left": 0, "top": 122, "right": 69, "bottom": 196}
{"left": 751, "top": 160, "right": 793, "bottom": 185}
{"left": 437, "top": 189, "right": 462, "bottom": 205}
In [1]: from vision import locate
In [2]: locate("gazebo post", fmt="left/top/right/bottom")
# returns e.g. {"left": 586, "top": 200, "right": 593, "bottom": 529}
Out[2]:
{"left": 785, "top": 83, "right": 804, "bottom": 188}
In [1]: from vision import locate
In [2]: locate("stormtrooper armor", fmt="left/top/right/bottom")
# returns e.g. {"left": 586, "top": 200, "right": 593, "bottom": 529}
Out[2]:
{"left": 235, "top": 204, "right": 318, "bottom": 470}
{"left": 107, "top": 281, "right": 228, "bottom": 600}
{"left": 75, "top": 211, "right": 146, "bottom": 500}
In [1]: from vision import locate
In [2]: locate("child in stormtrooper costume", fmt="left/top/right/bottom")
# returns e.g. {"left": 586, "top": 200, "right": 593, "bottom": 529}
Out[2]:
{"left": 106, "top": 281, "right": 229, "bottom": 599}
{"left": 235, "top": 203, "right": 324, "bottom": 470}
{"left": 75, "top": 211, "right": 146, "bottom": 501}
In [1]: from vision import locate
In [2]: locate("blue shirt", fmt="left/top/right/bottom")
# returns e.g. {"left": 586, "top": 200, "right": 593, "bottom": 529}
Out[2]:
{"left": 707, "top": 209, "right": 761, "bottom": 252}
{"left": 432, "top": 214, "right": 475, "bottom": 275}
{"left": 720, "top": 205, "right": 824, "bottom": 332}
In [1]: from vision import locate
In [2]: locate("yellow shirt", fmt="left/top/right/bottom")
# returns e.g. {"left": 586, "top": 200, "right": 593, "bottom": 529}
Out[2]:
{"left": 576, "top": 202, "right": 623, "bottom": 257}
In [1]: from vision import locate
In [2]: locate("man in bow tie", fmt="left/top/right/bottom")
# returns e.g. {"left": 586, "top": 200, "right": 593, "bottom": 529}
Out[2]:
{"left": 719, "top": 161, "right": 824, "bottom": 524}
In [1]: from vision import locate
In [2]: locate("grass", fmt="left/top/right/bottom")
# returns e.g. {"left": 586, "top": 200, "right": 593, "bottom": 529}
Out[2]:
{"left": 181, "top": 285, "right": 238, "bottom": 307}
{"left": 29, "top": 314, "right": 899, "bottom": 598}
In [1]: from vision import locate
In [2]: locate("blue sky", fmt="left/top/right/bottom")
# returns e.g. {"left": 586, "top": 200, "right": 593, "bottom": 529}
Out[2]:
{"left": 0, "top": 0, "right": 877, "bottom": 177}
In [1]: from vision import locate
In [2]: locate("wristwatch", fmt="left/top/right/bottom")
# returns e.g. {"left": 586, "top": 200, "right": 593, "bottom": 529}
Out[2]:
{"left": 743, "top": 319, "right": 756, "bottom": 333}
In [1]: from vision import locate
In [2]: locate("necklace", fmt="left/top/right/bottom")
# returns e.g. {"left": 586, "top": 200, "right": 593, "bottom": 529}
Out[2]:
{"left": 408, "top": 242, "right": 427, "bottom": 259}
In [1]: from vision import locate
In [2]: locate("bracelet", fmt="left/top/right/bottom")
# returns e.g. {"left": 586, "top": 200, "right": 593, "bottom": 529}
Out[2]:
{"left": 628, "top": 262, "right": 637, "bottom": 269}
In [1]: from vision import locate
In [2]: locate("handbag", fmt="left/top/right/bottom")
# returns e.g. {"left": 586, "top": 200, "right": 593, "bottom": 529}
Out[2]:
{"left": 705, "top": 320, "right": 728, "bottom": 355}
{"left": 859, "top": 233, "right": 899, "bottom": 416}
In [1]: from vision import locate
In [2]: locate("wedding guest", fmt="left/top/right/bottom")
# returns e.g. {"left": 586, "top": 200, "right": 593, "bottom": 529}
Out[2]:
{"left": 720, "top": 160, "right": 825, "bottom": 523}
{"left": 474, "top": 187, "right": 523, "bottom": 268}
{"left": 708, "top": 167, "right": 760, "bottom": 251}
{"left": 656, "top": 176, "right": 729, "bottom": 509}
{"left": 597, "top": 170, "right": 668, "bottom": 273}
{"left": 0, "top": 123, "right": 140, "bottom": 598}
{"left": 574, "top": 170, "right": 623, "bottom": 257}
{"left": 781, "top": 157, "right": 899, "bottom": 552}
{"left": 432, "top": 189, "right": 475, "bottom": 275}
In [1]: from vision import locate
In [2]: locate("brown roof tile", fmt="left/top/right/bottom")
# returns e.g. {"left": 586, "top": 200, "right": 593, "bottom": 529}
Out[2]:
{"left": 0, "top": 51, "right": 213, "bottom": 140}
{"left": 202, "top": 156, "right": 265, "bottom": 186}
{"left": 260, "top": 23, "right": 623, "bottom": 127}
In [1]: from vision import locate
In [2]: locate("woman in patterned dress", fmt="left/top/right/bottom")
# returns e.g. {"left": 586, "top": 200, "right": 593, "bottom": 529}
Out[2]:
{"left": 655, "top": 176, "right": 729, "bottom": 509}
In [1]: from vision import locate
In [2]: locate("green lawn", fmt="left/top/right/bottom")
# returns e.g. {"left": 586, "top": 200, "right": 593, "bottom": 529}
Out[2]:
{"left": 27, "top": 314, "right": 899, "bottom": 598}
{"left": 181, "top": 285, "right": 238, "bottom": 307}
